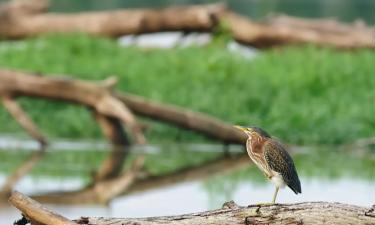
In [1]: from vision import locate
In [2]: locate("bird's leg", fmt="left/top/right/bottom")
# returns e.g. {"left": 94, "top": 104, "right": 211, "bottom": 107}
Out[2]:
{"left": 272, "top": 186, "right": 279, "bottom": 204}
{"left": 253, "top": 174, "right": 276, "bottom": 206}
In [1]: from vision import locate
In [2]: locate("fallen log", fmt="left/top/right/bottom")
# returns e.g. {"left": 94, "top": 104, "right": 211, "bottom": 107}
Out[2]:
{"left": 1, "top": 0, "right": 375, "bottom": 49}
{"left": 9, "top": 192, "right": 375, "bottom": 225}
{"left": 117, "top": 92, "right": 247, "bottom": 144}
{"left": 0, "top": 69, "right": 147, "bottom": 202}
{"left": 220, "top": 11, "right": 375, "bottom": 49}
{"left": 0, "top": 69, "right": 145, "bottom": 144}
{"left": 9, "top": 191, "right": 76, "bottom": 225}
{"left": 0, "top": 0, "right": 224, "bottom": 39}
{"left": 0, "top": 69, "right": 247, "bottom": 203}
{"left": 0, "top": 69, "right": 247, "bottom": 144}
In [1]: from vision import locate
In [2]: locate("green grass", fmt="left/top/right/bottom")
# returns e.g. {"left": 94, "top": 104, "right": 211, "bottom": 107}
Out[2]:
{"left": 0, "top": 34, "right": 374, "bottom": 145}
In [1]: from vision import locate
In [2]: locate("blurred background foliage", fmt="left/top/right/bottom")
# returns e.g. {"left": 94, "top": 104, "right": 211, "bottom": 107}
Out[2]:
{"left": 16, "top": 0, "right": 375, "bottom": 24}
{"left": 0, "top": 34, "right": 373, "bottom": 145}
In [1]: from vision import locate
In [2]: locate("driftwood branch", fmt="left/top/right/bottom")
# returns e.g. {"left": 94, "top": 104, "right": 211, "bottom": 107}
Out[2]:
{"left": 0, "top": 69, "right": 145, "bottom": 144}
{"left": 0, "top": 95, "right": 47, "bottom": 197}
{"left": 9, "top": 191, "right": 76, "bottom": 225}
{"left": 117, "top": 93, "right": 247, "bottom": 144}
{"left": 0, "top": 69, "right": 246, "bottom": 144}
{"left": 9, "top": 192, "right": 375, "bottom": 225}
{"left": 222, "top": 11, "right": 375, "bottom": 48}
{"left": 76, "top": 202, "right": 375, "bottom": 225}
{"left": 1, "top": 0, "right": 375, "bottom": 48}
{"left": 0, "top": 69, "right": 248, "bottom": 203}
{"left": 0, "top": 0, "right": 223, "bottom": 39}
{"left": 1, "top": 95, "right": 47, "bottom": 144}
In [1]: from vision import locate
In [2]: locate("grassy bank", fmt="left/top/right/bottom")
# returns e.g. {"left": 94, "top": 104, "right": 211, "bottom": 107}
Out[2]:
{"left": 0, "top": 34, "right": 374, "bottom": 145}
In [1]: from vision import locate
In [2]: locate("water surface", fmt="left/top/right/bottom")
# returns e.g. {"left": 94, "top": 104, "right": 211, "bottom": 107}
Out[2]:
{"left": 0, "top": 141, "right": 374, "bottom": 224}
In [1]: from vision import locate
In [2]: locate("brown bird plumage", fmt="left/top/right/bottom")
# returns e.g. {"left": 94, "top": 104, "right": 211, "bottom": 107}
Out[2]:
{"left": 235, "top": 126, "right": 301, "bottom": 203}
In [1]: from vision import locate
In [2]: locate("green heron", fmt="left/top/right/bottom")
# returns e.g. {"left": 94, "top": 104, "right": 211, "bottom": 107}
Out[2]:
{"left": 234, "top": 126, "right": 301, "bottom": 204}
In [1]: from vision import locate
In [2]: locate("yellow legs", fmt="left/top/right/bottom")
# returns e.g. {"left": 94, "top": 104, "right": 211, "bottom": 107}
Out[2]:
{"left": 272, "top": 187, "right": 279, "bottom": 204}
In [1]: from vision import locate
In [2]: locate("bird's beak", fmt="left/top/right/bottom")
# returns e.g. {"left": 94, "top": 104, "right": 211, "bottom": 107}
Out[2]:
{"left": 234, "top": 125, "right": 247, "bottom": 132}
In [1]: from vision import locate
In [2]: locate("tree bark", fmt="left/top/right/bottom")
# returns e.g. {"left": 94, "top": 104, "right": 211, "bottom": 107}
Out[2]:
{"left": 9, "top": 192, "right": 375, "bottom": 225}
{"left": 1, "top": 0, "right": 375, "bottom": 49}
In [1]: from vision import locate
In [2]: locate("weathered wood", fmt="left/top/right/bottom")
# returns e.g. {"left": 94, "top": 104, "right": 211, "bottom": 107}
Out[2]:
{"left": 266, "top": 14, "right": 375, "bottom": 35}
{"left": 75, "top": 202, "right": 375, "bottom": 225}
{"left": 0, "top": 69, "right": 145, "bottom": 144}
{"left": 117, "top": 93, "right": 247, "bottom": 144}
{"left": 220, "top": 11, "right": 375, "bottom": 49}
{"left": 1, "top": 0, "right": 375, "bottom": 49}
{"left": 0, "top": 69, "right": 246, "bottom": 144}
{"left": 8, "top": 191, "right": 76, "bottom": 225}
{"left": 0, "top": 1, "right": 224, "bottom": 39}
{"left": 9, "top": 192, "right": 375, "bottom": 225}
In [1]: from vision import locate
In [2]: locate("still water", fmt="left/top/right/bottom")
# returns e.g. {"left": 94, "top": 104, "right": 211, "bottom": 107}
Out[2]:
{"left": 0, "top": 141, "right": 374, "bottom": 224}
{"left": 1, "top": 175, "right": 374, "bottom": 224}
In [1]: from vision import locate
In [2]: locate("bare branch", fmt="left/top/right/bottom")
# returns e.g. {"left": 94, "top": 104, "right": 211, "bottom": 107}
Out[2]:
{"left": 0, "top": 69, "right": 145, "bottom": 144}
{"left": 9, "top": 192, "right": 375, "bottom": 225}
{"left": 0, "top": 95, "right": 47, "bottom": 195}
{"left": 93, "top": 113, "right": 130, "bottom": 182}
{"left": 8, "top": 191, "right": 77, "bottom": 225}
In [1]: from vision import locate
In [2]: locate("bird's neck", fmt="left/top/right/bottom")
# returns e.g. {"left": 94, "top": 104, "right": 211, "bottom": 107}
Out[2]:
{"left": 247, "top": 135, "right": 263, "bottom": 153}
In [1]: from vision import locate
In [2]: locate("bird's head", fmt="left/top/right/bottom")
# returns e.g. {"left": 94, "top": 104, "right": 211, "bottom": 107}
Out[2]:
{"left": 234, "top": 125, "right": 271, "bottom": 140}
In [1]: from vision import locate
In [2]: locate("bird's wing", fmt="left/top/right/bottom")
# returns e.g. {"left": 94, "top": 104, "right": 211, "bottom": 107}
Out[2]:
{"left": 264, "top": 140, "right": 301, "bottom": 194}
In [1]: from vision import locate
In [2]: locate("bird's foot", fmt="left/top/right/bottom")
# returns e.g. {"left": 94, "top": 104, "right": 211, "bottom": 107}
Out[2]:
{"left": 244, "top": 207, "right": 261, "bottom": 225}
